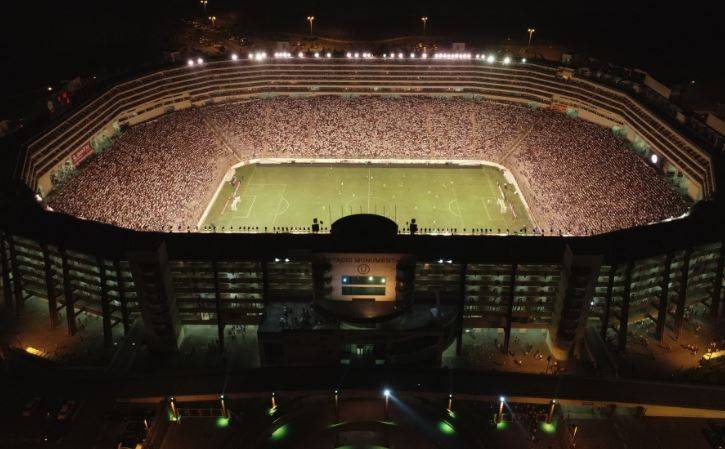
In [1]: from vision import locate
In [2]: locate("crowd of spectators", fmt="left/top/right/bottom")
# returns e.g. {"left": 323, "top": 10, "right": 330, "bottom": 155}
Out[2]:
{"left": 49, "top": 96, "right": 688, "bottom": 234}
{"left": 50, "top": 108, "right": 235, "bottom": 230}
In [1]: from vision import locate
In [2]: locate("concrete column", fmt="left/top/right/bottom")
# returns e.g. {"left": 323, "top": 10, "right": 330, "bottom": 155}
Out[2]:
{"left": 503, "top": 263, "right": 517, "bottom": 353}
{"left": 655, "top": 253, "right": 672, "bottom": 343}
{"left": 0, "top": 233, "right": 15, "bottom": 313}
{"left": 261, "top": 259, "right": 270, "bottom": 303}
{"left": 600, "top": 264, "right": 615, "bottom": 341}
{"left": 41, "top": 244, "right": 60, "bottom": 327}
{"left": 710, "top": 242, "right": 723, "bottom": 324}
{"left": 113, "top": 259, "right": 131, "bottom": 335}
{"left": 212, "top": 257, "right": 224, "bottom": 351}
{"left": 98, "top": 257, "right": 113, "bottom": 347}
{"left": 7, "top": 235, "right": 24, "bottom": 318}
{"left": 60, "top": 247, "right": 77, "bottom": 336}
{"left": 455, "top": 262, "right": 467, "bottom": 356}
{"left": 674, "top": 250, "right": 691, "bottom": 338}
{"left": 616, "top": 262, "right": 633, "bottom": 352}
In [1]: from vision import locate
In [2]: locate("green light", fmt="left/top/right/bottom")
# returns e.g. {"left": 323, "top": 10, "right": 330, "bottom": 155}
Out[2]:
{"left": 168, "top": 411, "right": 179, "bottom": 422}
{"left": 540, "top": 421, "right": 557, "bottom": 434}
{"left": 216, "top": 416, "right": 230, "bottom": 427}
{"left": 438, "top": 420, "right": 455, "bottom": 435}
{"left": 268, "top": 406, "right": 277, "bottom": 416}
{"left": 446, "top": 409, "right": 456, "bottom": 419}
{"left": 496, "top": 420, "right": 507, "bottom": 430}
{"left": 270, "top": 424, "right": 289, "bottom": 441}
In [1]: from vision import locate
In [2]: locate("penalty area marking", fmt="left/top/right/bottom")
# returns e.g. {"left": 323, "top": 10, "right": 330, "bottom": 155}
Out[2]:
{"left": 448, "top": 199, "right": 462, "bottom": 218}
{"left": 480, "top": 197, "right": 493, "bottom": 220}
{"left": 231, "top": 195, "right": 257, "bottom": 219}
{"left": 271, "top": 184, "right": 289, "bottom": 227}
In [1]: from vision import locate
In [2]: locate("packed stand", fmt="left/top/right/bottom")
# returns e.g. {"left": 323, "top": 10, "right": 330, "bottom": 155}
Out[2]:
{"left": 49, "top": 96, "right": 688, "bottom": 234}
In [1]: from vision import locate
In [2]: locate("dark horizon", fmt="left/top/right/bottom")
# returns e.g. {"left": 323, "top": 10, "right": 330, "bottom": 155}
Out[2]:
{"left": 1, "top": 0, "right": 723, "bottom": 95}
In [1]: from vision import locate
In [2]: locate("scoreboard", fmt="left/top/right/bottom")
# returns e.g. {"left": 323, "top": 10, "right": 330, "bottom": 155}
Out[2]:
{"left": 323, "top": 253, "right": 405, "bottom": 302}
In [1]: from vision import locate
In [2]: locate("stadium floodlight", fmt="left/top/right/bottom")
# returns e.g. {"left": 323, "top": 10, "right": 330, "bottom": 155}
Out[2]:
{"left": 650, "top": 154, "right": 659, "bottom": 164}
{"left": 346, "top": 52, "right": 352, "bottom": 58}
{"left": 503, "top": 56, "right": 511, "bottom": 64}
{"left": 410, "top": 52, "right": 415, "bottom": 58}
{"left": 383, "top": 389, "right": 391, "bottom": 398}
{"left": 522, "top": 58, "right": 527, "bottom": 63}
{"left": 422, "top": 53, "right": 428, "bottom": 59}
{"left": 197, "top": 57, "right": 204, "bottom": 64}
{"left": 499, "top": 396, "right": 505, "bottom": 402}
{"left": 314, "top": 52, "right": 320, "bottom": 58}
{"left": 398, "top": 52, "right": 404, "bottom": 58}
{"left": 298, "top": 51, "right": 305, "bottom": 58}
{"left": 187, "top": 59, "right": 195, "bottom": 67}
{"left": 487, "top": 54, "right": 495, "bottom": 63}
{"left": 231, "top": 53, "right": 238, "bottom": 61}
{"left": 326, "top": 52, "right": 332, "bottom": 58}
{"left": 389, "top": 53, "right": 395, "bottom": 59}
{"left": 354, "top": 52, "right": 360, "bottom": 58}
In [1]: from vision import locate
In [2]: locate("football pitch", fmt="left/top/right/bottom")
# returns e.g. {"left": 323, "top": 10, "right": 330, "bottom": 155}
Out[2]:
{"left": 200, "top": 164, "right": 534, "bottom": 233}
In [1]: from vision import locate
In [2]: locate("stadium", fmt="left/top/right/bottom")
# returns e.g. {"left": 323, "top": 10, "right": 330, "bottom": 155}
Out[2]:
{"left": 0, "top": 54, "right": 723, "bottom": 369}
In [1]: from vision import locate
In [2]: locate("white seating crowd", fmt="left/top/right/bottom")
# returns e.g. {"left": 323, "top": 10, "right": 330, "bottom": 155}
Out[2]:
{"left": 49, "top": 96, "right": 687, "bottom": 234}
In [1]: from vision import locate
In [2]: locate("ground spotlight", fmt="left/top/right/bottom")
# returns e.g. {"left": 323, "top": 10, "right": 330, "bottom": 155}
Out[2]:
{"left": 231, "top": 53, "right": 238, "bottom": 61}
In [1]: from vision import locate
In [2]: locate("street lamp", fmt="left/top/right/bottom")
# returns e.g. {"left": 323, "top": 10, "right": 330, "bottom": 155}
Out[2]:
{"left": 546, "top": 399, "right": 557, "bottom": 423}
{"left": 220, "top": 394, "right": 228, "bottom": 418}
{"left": 421, "top": 16, "right": 428, "bottom": 35}
{"left": 307, "top": 16, "right": 315, "bottom": 35}
{"left": 333, "top": 389, "right": 340, "bottom": 422}
{"left": 383, "top": 389, "right": 391, "bottom": 420}
{"left": 200, "top": 0, "right": 208, "bottom": 14}
{"left": 496, "top": 396, "right": 505, "bottom": 423}
{"left": 527, "top": 27, "right": 536, "bottom": 46}
{"left": 208, "top": 16, "right": 217, "bottom": 28}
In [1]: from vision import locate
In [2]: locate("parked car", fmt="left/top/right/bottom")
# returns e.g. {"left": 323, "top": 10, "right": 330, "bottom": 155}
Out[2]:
{"left": 22, "top": 397, "right": 42, "bottom": 416}
{"left": 56, "top": 400, "right": 77, "bottom": 421}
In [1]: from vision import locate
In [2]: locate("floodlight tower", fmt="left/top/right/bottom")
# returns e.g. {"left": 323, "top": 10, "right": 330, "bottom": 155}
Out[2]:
{"left": 307, "top": 16, "right": 315, "bottom": 35}
{"left": 527, "top": 28, "right": 536, "bottom": 46}
{"left": 421, "top": 16, "right": 429, "bottom": 35}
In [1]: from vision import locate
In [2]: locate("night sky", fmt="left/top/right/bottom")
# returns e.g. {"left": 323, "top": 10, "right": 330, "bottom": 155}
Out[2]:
{"left": 1, "top": 0, "right": 723, "bottom": 112}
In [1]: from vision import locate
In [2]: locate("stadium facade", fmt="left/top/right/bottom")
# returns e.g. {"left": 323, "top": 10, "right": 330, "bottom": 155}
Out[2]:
{"left": 0, "top": 58, "right": 722, "bottom": 366}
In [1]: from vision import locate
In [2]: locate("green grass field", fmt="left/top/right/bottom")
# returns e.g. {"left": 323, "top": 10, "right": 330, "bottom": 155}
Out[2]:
{"left": 200, "top": 164, "right": 533, "bottom": 233}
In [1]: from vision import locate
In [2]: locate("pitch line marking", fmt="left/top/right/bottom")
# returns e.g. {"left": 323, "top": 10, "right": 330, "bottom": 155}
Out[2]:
{"left": 221, "top": 182, "right": 241, "bottom": 215}
{"left": 271, "top": 184, "right": 289, "bottom": 227}
{"left": 448, "top": 200, "right": 462, "bottom": 218}
{"left": 239, "top": 195, "right": 257, "bottom": 219}
{"left": 448, "top": 176, "right": 466, "bottom": 229}
{"left": 480, "top": 197, "right": 493, "bottom": 220}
